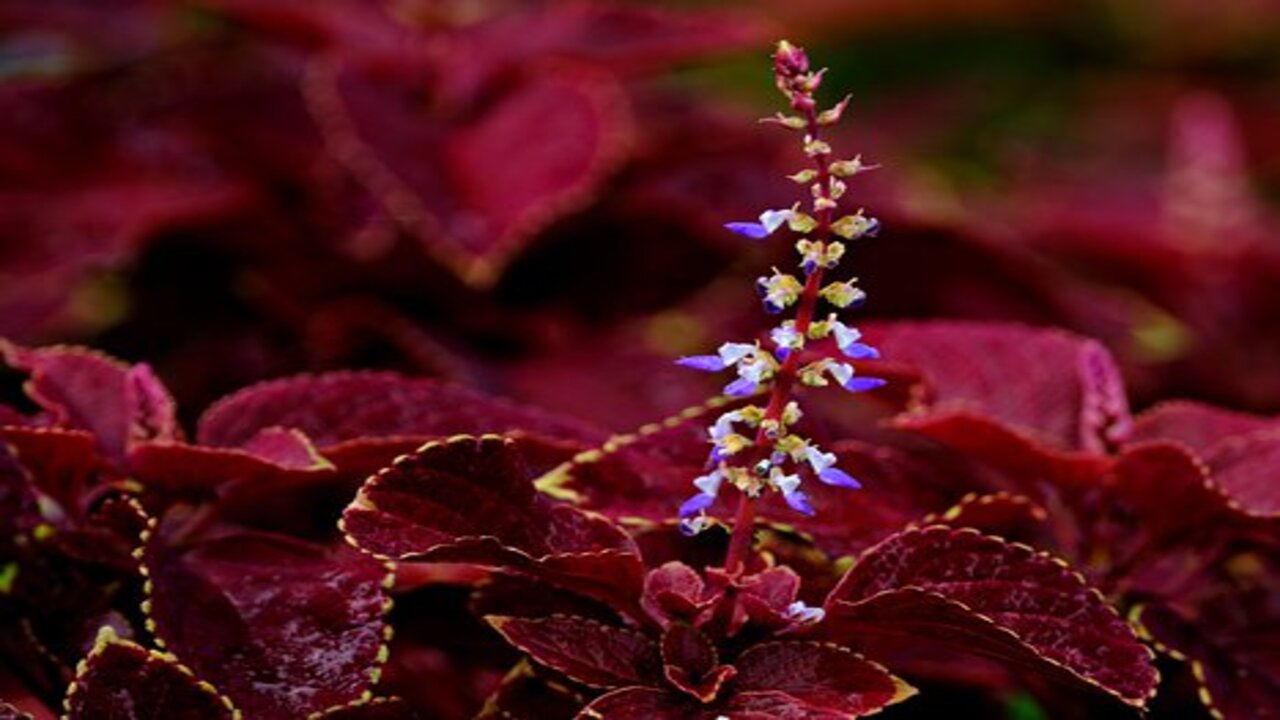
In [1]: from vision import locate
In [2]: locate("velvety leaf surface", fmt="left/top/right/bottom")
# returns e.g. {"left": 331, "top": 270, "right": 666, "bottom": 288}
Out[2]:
{"left": 308, "top": 55, "right": 631, "bottom": 286}
{"left": 1201, "top": 429, "right": 1280, "bottom": 517}
{"left": 824, "top": 526, "right": 1157, "bottom": 706}
{"left": 0, "top": 342, "right": 179, "bottom": 460}
{"left": 197, "top": 371, "right": 602, "bottom": 449}
{"left": 732, "top": 641, "right": 915, "bottom": 715}
{"left": 865, "top": 322, "right": 1131, "bottom": 452}
{"left": 342, "top": 435, "right": 643, "bottom": 611}
{"left": 1126, "top": 400, "right": 1276, "bottom": 453}
{"left": 140, "top": 516, "right": 391, "bottom": 717}
{"left": 487, "top": 615, "right": 660, "bottom": 689}
{"left": 64, "top": 629, "right": 235, "bottom": 720}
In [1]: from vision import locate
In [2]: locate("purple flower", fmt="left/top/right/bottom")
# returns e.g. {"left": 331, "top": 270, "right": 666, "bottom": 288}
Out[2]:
{"left": 818, "top": 467, "right": 862, "bottom": 489}
{"left": 724, "top": 377, "right": 759, "bottom": 397}
{"left": 843, "top": 377, "right": 887, "bottom": 393}
{"left": 724, "top": 208, "right": 793, "bottom": 240}
{"left": 676, "top": 355, "right": 726, "bottom": 372}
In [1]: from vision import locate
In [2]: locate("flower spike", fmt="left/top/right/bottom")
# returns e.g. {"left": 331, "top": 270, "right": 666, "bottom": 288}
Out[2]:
{"left": 674, "top": 41, "right": 887, "bottom": 558}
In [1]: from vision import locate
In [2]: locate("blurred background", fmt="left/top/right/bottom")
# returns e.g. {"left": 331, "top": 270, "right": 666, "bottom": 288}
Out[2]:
{"left": 4, "top": 0, "right": 1280, "bottom": 426}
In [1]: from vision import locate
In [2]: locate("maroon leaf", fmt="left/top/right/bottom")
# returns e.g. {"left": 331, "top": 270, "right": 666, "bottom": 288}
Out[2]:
{"left": 642, "top": 562, "right": 710, "bottom": 626}
{"left": 140, "top": 515, "right": 392, "bottom": 717}
{"left": 313, "top": 697, "right": 421, "bottom": 719}
{"left": 1201, "top": 429, "right": 1280, "bottom": 517}
{"left": 865, "top": 321, "right": 1131, "bottom": 453}
{"left": 823, "top": 526, "right": 1158, "bottom": 706}
{"left": 64, "top": 628, "right": 236, "bottom": 720}
{"left": 1131, "top": 532, "right": 1280, "bottom": 720}
{"left": 307, "top": 56, "right": 632, "bottom": 286}
{"left": 1127, "top": 400, "right": 1276, "bottom": 453}
{"left": 487, "top": 614, "right": 660, "bottom": 689}
{"left": 0, "top": 703, "right": 33, "bottom": 720}
{"left": 342, "top": 435, "right": 643, "bottom": 612}
{"left": 576, "top": 687, "right": 694, "bottom": 720}
{"left": 661, "top": 624, "right": 733, "bottom": 702}
{"left": 197, "top": 371, "right": 601, "bottom": 450}
{"left": 915, "top": 492, "right": 1048, "bottom": 542}
{"left": 0, "top": 342, "right": 179, "bottom": 460}
{"left": 476, "top": 661, "right": 585, "bottom": 720}
{"left": 732, "top": 641, "right": 916, "bottom": 716}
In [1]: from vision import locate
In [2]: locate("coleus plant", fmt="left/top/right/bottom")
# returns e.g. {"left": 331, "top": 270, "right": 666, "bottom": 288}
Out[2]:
{"left": 335, "top": 41, "right": 1164, "bottom": 719}
{"left": 0, "top": 35, "right": 1270, "bottom": 720}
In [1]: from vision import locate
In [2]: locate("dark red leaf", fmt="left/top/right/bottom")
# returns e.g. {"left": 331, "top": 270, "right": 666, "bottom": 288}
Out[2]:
{"left": 661, "top": 624, "right": 732, "bottom": 702}
{"left": 915, "top": 491, "right": 1048, "bottom": 542}
{"left": 313, "top": 697, "right": 421, "bottom": 719}
{"left": 0, "top": 342, "right": 179, "bottom": 460}
{"left": 140, "top": 515, "right": 391, "bottom": 717}
{"left": 487, "top": 614, "right": 660, "bottom": 689}
{"left": 342, "top": 435, "right": 643, "bottom": 612}
{"left": 1127, "top": 400, "right": 1276, "bottom": 453}
{"left": 0, "top": 703, "right": 33, "bottom": 720}
{"left": 64, "top": 628, "right": 236, "bottom": 720}
{"left": 197, "top": 371, "right": 601, "bottom": 450}
{"left": 476, "top": 661, "right": 584, "bottom": 720}
{"left": 642, "top": 562, "right": 710, "bottom": 626}
{"left": 865, "top": 321, "right": 1131, "bottom": 453}
{"left": 732, "top": 641, "right": 915, "bottom": 716}
{"left": 307, "top": 56, "right": 632, "bottom": 286}
{"left": 1131, "top": 533, "right": 1280, "bottom": 720}
{"left": 823, "top": 526, "right": 1158, "bottom": 707}
{"left": 1201, "top": 429, "right": 1280, "bottom": 517}
{"left": 576, "top": 687, "right": 693, "bottom": 720}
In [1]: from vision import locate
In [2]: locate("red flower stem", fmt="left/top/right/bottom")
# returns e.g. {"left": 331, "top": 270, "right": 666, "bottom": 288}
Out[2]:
{"left": 722, "top": 101, "right": 834, "bottom": 575}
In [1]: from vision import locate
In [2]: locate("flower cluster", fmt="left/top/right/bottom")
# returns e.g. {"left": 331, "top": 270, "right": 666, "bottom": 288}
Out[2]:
{"left": 675, "top": 41, "right": 885, "bottom": 534}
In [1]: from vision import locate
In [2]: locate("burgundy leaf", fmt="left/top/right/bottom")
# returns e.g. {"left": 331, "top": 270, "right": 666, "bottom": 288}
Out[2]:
{"left": 487, "top": 614, "right": 660, "bottom": 689}
{"left": 915, "top": 491, "right": 1048, "bottom": 541}
{"left": 476, "top": 661, "right": 585, "bottom": 720}
{"left": 0, "top": 342, "right": 179, "bottom": 460}
{"left": 313, "top": 697, "right": 421, "bottom": 719}
{"left": 660, "top": 623, "right": 732, "bottom": 702}
{"left": 823, "top": 526, "right": 1158, "bottom": 706}
{"left": 342, "top": 435, "right": 643, "bottom": 612}
{"left": 1127, "top": 400, "right": 1276, "bottom": 453}
{"left": 197, "top": 371, "right": 601, "bottom": 450}
{"left": 865, "top": 321, "right": 1131, "bottom": 452}
{"left": 576, "top": 687, "right": 694, "bottom": 720}
{"left": 732, "top": 641, "right": 916, "bottom": 716}
{"left": 1131, "top": 533, "right": 1280, "bottom": 720}
{"left": 64, "top": 628, "right": 236, "bottom": 720}
{"left": 307, "top": 56, "right": 632, "bottom": 286}
{"left": 1201, "top": 429, "right": 1280, "bottom": 517}
{"left": 642, "top": 562, "right": 710, "bottom": 626}
{"left": 140, "top": 516, "right": 391, "bottom": 717}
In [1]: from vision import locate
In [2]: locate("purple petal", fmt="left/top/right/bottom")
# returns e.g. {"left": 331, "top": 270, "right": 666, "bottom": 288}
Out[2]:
{"left": 676, "top": 355, "right": 726, "bottom": 372}
{"left": 783, "top": 489, "right": 815, "bottom": 516}
{"left": 841, "top": 343, "right": 880, "bottom": 360}
{"left": 679, "top": 493, "right": 715, "bottom": 518}
{"left": 818, "top": 467, "right": 862, "bottom": 489}
{"left": 724, "top": 378, "right": 760, "bottom": 397}
{"left": 842, "top": 377, "right": 888, "bottom": 393}
{"left": 774, "top": 347, "right": 791, "bottom": 362}
{"left": 725, "top": 222, "right": 770, "bottom": 239}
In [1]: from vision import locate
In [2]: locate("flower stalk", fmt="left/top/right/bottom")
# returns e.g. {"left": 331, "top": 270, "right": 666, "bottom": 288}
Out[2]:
{"left": 675, "top": 40, "right": 885, "bottom": 574}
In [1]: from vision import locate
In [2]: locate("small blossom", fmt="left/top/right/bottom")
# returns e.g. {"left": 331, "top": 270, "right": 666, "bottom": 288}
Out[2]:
{"left": 679, "top": 491, "right": 716, "bottom": 518}
{"left": 785, "top": 600, "right": 827, "bottom": 625}
{"left": 829, "top": 155, "right": 879, "bottom": 177}
{"left": 680, "top": 514, "right": 714, "bottom": 536}
{"left": 816, "top": 94, "right": 851, "bottom": 126}
{"left": 796, "top": 239, "right": 824, "bottom": 274}
{"left": 756, "top": 270, "right": 804, "bottom": 314}
{"left": 725, "top": 208, "right": 794, "bottom": 239}
{"left": 724, "top": 377, "right": 760, "bottom": 397}
{"left": 787, "top": 169, "right": 817, "bottom": 184}
{"left": 827, "top": 361, "right": 887, "bottom": 393}
{"left": 719, "top": 342, "right": 758, "bottom": 366}
{"left": 830, "top": 320, "right": 880, "bottom": 359}
{"left": 675, "top": 354, "right": 725, "bottom": 372}
{"left": 820, "top": 279, "right": 866, "bottom": 309}
{"left": 831, "top": 212, "right": 880, "bottom": 241}
{"left": 770, "top": 321, "right": 804, "bottom": 359}
{"left": 772, "top": 469, "right": 814, "bottom": 516}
